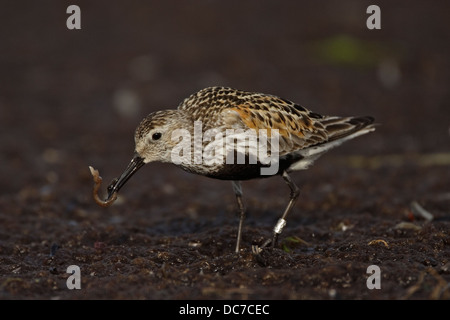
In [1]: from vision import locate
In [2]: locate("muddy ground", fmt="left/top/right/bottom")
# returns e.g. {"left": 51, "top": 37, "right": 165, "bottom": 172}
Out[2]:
{"left": 0, "top": 1, "right": 449, "bottom": 302}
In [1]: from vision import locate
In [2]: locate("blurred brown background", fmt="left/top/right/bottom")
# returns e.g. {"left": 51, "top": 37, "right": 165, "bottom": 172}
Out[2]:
{"left": 1, "top": 1, "right": 449, "bottom": 193}
{"left": 0, "top": 1, "right": 449, "bottom": 300}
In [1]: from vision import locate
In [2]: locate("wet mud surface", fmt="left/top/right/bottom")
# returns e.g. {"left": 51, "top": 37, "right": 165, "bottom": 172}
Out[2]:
{"left": 1, "top": 1, "right": 449, "bottom": 300}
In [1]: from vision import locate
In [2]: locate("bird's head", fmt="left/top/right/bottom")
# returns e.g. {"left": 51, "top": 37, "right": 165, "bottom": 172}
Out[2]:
{"left": 106, "top": 109, "right": 191, "bottom": 200}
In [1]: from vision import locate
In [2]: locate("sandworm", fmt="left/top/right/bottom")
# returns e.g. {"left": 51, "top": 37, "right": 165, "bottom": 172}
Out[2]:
{"left": 89, "top": 166, "right": 117, "bottom": 207}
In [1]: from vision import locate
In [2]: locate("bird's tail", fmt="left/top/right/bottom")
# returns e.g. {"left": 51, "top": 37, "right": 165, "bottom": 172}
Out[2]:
{"left": 288, "top": 115, "right": 376, "bottom": 171}
{"left": 320, "top": 115, "right": 376, "bottom": 142}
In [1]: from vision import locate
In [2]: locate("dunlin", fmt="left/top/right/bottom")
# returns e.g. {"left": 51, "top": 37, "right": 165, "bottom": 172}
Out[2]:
{"left": 96, "top": 86, "right": 375, "bottom": 253}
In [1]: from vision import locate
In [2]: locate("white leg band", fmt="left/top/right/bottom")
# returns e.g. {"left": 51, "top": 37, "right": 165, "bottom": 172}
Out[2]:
{"left": 273, "top": 218, "right": 287, "bottom": 234}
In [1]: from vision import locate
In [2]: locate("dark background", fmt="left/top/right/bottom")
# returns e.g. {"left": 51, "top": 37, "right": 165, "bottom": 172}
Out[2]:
{"left": 0, "top": 1, "right": 449, "bottom": 300}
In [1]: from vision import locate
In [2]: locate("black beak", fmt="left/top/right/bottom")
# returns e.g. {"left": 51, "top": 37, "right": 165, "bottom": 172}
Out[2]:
{"left": 106, "top": 153, "right": 145, "bottom": 200}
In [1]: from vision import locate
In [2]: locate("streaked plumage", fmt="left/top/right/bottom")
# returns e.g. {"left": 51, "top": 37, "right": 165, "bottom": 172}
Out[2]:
{"left": 104, "top": 86, "right": 376, "bottom": 253}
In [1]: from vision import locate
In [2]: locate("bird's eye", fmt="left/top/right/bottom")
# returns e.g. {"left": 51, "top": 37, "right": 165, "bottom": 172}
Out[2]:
{"left": 152, "top": 132, "right": 162, "bottom": 140}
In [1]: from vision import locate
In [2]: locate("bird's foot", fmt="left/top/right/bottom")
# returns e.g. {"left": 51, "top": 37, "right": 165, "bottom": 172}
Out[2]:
{"left": 251, "top": 234, "right": 278, "bottom": 255}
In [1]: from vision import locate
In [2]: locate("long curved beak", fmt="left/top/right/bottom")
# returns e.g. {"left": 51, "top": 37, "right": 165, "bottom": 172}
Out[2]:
{"left": 106, "top": 153, "right": 145, "bottom": 200}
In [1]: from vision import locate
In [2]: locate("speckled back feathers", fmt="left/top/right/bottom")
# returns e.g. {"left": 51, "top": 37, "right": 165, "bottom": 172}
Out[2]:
{"left": 176, "top": 86, "right": 374, "bottom": 155}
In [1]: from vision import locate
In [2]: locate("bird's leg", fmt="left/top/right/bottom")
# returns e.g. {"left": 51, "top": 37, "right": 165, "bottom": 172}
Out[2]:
{"left": 259, "top": 171, "right": 300, "bottom": 250}
{"left": 232, "top": 180, "right": 245, "bottom": 253}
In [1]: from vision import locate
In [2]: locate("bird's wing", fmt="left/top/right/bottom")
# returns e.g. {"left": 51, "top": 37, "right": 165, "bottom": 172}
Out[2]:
{"left": 178, "top": 87, "right": 374, "bottom": 158}
{"left": 221, "top": 93, "right": 329, "bottom": 156}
